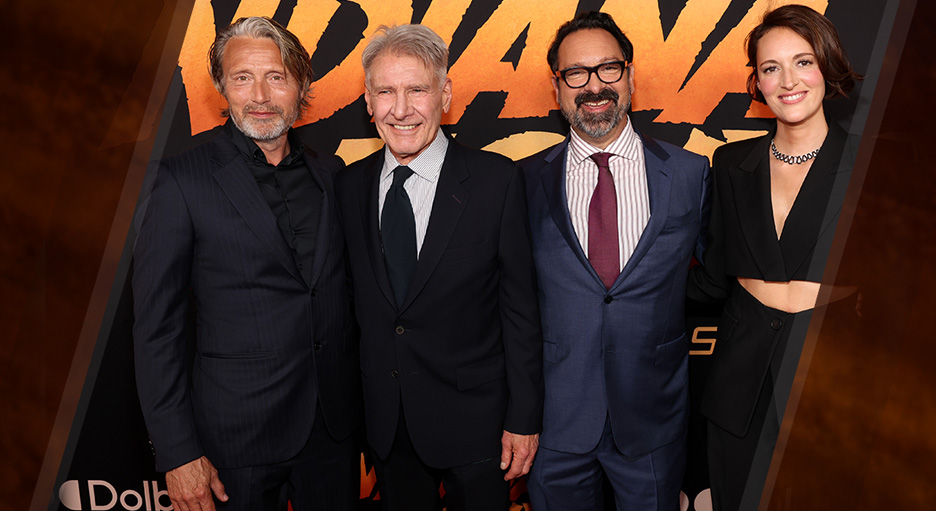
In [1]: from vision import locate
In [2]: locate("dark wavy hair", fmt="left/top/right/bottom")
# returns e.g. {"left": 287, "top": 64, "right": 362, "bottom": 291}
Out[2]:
{"left": 547, "top": 11, "right": 633, "bottom": 72}
{"left": 746, "top": 4, "right": 861, "bottom": 103}
{"left": 208, "top": 17, "right": 314, "bottom": 116}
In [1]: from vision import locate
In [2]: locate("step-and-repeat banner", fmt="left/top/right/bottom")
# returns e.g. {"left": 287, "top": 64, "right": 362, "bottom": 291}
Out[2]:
{"left": 48, "top": 1, "right": 895, "bottom": 510}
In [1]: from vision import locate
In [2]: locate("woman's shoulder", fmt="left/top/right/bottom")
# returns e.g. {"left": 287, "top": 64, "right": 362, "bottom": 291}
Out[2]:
{"left": 713, "top": 132, "right": 770, "bottom": 163}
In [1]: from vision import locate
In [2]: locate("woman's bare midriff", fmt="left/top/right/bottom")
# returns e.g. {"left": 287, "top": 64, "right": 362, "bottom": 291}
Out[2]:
{"left": 737, "top": 277, "right": 857, "bottom": 313}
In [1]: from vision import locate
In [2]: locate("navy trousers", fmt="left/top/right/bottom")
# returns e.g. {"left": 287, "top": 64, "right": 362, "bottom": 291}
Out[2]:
{"left": 529, "top": 415, "right": 685, "bottom": 511}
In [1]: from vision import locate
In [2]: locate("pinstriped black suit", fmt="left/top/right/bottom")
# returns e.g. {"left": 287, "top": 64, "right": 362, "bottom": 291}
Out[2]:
{"left": 132, "top": 123, "right": 361, "bottom": 487}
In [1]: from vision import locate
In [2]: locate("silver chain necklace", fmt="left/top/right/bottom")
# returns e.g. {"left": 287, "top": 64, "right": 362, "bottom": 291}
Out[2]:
{"left": 771, "top": 139, "right": 821, "bottom": 165}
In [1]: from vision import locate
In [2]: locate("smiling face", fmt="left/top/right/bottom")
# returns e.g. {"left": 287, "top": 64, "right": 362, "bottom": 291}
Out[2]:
{"left": 365, "top": 53, "right": 452, "bottom": 165}
{"left": 553, "top": 28, "right": 634, "bottom": 148}
{"left": 222, "top": 36, "right": 302, "bottom": 143}
{"left": 755, "top": 27, "right": 826, "bottom": 128}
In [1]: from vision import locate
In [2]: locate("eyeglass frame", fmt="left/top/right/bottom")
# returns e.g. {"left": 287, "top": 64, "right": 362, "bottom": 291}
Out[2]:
{"left": 555, "top": 60, "right": 630, "bottom": 89}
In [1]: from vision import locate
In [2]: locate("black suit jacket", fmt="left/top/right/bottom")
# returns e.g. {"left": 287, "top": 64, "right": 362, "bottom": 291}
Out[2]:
{"left": 688, "top": 121, "right": 855, "bottom": 435}
{"left": 335, "top": 139, "right": 543, "bottom": 469}
{"left": 133, "top": 124, "right": 361, "bottom": 472}
{"left": 689, "top": 122, "right": 854, "bottom": 302}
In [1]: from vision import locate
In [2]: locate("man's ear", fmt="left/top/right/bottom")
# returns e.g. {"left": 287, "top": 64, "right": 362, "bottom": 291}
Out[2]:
{"left": 212, "top": 78, "right": 225, "bottom": 97}
{"left": 442, "top": 77, "right": 453, "bottom": 114}
{"left": 364, "top": 88, "right": 374, "bottom": 117}
{"left": 627, "top": 63, "right": 635, "bottom": 95}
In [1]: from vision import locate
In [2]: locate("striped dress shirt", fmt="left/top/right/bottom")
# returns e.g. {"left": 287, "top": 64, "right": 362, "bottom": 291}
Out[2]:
{"left": 565, "top": 117, "right": 650, "bottom": 271}
{"left": 378, "top": 129, "right": 449, "bottom": 257}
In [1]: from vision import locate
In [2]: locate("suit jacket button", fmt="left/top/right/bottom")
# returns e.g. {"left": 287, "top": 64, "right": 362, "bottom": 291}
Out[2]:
{"left": 395, "top": 325, "right": 405, "bottom": 334}
{"left": 310, "top": 288, "right": 316, "bottom": 297}
{"left": 604, "top": 296, "right": 613, "bottom": 304}
{"left": 770, "top": 318, "right": 783, "bottom": 330}
{"left": 391, "top": 370, "right": 399, "bottom": 378}
{"left": 314, "top": 342, "right": 322, "bottom": 350}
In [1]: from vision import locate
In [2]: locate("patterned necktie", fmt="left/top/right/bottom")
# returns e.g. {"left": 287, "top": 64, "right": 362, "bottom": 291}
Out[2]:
{"left": 588, "top": 152, "right": 619, "bottom": 289}
{"left": 382, "top": 166, "right": 417, "bottom": 306}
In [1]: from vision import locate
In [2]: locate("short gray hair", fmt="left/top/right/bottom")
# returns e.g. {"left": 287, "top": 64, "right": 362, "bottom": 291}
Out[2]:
{"left": 362, "top": 24, "right": 449, "bottom": 89}
{"left": 208, "top": 17, "right": 314, "bottom": 115}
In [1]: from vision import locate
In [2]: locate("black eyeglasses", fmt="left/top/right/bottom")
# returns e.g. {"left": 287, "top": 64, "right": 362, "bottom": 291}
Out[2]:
{"left": 556, "top": 60, "right": 629, "bottom": 88}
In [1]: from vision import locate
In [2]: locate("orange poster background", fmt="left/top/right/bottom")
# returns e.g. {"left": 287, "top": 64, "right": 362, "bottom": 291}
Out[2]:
{"left": 174, "top": 0, "right": 825, "bottom": 164}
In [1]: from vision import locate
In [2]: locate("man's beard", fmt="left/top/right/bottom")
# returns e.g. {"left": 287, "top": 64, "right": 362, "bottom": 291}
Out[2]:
{"left": 230, "top": 102, "right": 301, "bottom": 142}
{"left": 561, "top": 88, "right": 628, "bottom": 141}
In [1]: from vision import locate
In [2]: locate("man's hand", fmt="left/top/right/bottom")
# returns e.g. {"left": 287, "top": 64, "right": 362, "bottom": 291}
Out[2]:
{"left": 500, "top": 431, "right": 539, "bottom": 480}
{"left": 165, "top": 456, "right": 228, "bottom": 511}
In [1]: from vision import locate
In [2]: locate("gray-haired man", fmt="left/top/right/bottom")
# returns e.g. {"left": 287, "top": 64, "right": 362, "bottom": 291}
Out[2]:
{"left": 335, "top": 24, "right": 544, "bottom": 511}
{"left": 134, "top": 17, "right": 361, "bottom": 511}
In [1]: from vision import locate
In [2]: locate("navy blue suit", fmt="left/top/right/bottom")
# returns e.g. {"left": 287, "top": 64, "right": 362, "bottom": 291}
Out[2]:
{"left": 520, "top": 131, "right": 709, "bottom": 509}
{"left": 132, "top": 125, "right": 361, "bottom": 480}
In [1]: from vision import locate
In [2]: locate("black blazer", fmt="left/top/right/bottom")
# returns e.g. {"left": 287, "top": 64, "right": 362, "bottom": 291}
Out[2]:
{"left": 688, "top": 121, "right": 856, "bottom": 436}
{"left": 689, "top": 122, "right": 855, "bottom": 303}
{"left": 133, "top": 124, "right": 361, "bottom": 472}
{"left": 335, "top": 139, "right": 543, "bottom": 469}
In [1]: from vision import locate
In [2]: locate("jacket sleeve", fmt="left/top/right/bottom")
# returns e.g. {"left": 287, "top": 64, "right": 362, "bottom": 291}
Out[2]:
{"left": 132, "top": 159, "right": 203, "bottom": 472}
{"left": 687, "top": 145, "right": 732, "bottom": 304}
{"left": 497, "top": 164, "right": 545, "bottom": 435}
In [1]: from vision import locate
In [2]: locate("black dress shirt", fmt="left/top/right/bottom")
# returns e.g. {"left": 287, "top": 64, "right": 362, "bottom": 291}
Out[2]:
{"left": 226, "top": 121, "right": 322, "bottom": 286}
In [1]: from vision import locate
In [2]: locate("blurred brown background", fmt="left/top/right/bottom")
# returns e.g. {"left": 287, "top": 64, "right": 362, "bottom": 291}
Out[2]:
{"left": 1, "top": 1, "right": 189, "bottom": 509}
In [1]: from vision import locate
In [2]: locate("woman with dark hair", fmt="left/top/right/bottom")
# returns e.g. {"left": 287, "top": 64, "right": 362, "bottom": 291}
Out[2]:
{"left": 689, "top": 4, "right": 862, "bottom": 510}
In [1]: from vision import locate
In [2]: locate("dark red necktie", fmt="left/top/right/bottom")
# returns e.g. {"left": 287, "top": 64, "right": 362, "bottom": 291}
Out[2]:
{"left": 588, "top": 152, "right": 619, "bottom": 288}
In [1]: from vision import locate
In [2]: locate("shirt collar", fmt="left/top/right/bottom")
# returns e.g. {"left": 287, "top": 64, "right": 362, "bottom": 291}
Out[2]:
{"left": 381, "top": 129, "right": 449, "bottom": 183}
{"left": 225, "top": 119, "right": 305, "bottom": 167}
{"left": 567, "top": 115, "right": 639, "bottom": 169}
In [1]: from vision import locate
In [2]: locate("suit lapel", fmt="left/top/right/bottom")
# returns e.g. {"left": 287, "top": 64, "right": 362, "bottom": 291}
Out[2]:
{"left": 614, "top": 134, "right": 672, "bottom": 287}
{"left": 778, "top": 123, "right": 850, "bottom": 276}
{"left": 210, "top": 137, "right": 304, "bottom": 285}
{"left": 539, "top": 140, "right": 596, "bottom": 281}
{"left": 401, "top": 142, "right": 469, "bottom": 310}
{"left": 358, "top": 152, "right": 397, "bottom": 307}
{"left": 734, "top": 135, "right": 787, "bottom": 278}
{"left": 303, "top": 150, "right": 332, "bottom": 290}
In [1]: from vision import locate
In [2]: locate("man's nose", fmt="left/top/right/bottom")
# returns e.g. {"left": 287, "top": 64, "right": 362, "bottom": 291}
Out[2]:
{"left": 391, "top": 92, "right": 413, "bottom": 119}
{"left": 251, "top": 80, "right": 271, "bottom": 103}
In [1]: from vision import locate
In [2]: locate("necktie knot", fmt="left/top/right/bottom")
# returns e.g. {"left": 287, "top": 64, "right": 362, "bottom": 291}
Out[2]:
{"left": 392, "top": 165, "right": 414, "bottom": 187}
{"left": 590, "top": 152, "right": 612, "bottom": 170}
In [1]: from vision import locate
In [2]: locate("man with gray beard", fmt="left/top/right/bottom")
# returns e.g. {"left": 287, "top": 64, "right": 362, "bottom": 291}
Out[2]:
{"left": 133, "top": 16, "right": 361, "bottom": 511}
{"left": 519, "top": 11, "right": 710, "bottom": 511}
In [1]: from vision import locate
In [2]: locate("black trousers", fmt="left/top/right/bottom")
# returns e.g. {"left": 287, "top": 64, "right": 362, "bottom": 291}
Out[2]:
{"left": 707, "top": 373, "right": 781, "bottom": 511}
{"left": 373, "top": 405, "right": 509, "bottom": 511}
{"left": 216, "top": 404, "right": 359, "bottom": 511}
{"left": 706, "top": 286, "right": 859, "bottom": 511}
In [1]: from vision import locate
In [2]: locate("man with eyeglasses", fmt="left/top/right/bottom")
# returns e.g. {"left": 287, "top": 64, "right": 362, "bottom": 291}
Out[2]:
{"left": 519, "top": 11, "right": 710, "bottom": 510}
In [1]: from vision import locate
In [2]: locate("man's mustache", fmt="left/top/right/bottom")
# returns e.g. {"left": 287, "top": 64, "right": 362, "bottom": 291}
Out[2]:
{"left": 575, "top": 89, "right": 619, "bottom": 107}
{"left": 243, "top": 104, "right": 284, "bottom": 115}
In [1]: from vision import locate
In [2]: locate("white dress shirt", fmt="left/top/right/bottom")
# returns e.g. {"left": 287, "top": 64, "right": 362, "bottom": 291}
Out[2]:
{"left": 565, "top": 117, "right": 650, "bottom": 270}
{"left": 378, "top": 130, "right": 449, "bottom": 257}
